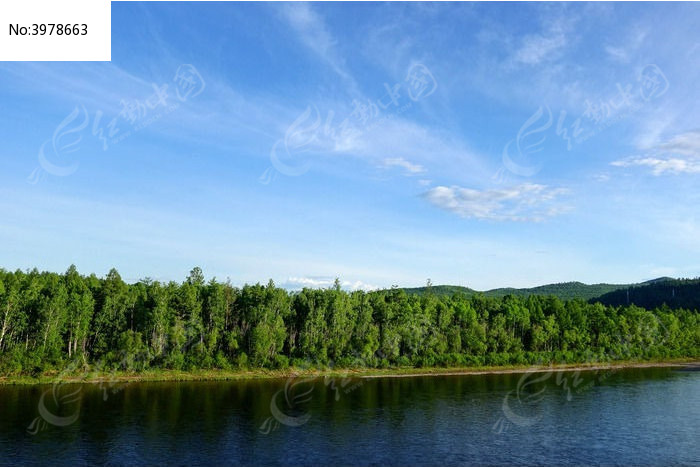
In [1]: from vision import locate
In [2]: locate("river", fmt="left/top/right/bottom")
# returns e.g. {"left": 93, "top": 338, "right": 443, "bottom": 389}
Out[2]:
{"left": 1, "top": 366, "right": 698, "bottom": 465}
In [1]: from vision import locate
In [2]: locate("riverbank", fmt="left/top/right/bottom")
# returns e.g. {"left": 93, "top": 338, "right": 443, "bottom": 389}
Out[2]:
{"left": 1, "top": 358, "right": 698, "bottom": 385}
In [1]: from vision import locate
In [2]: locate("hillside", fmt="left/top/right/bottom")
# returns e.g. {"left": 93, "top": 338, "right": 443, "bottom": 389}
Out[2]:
{"left": 401, "top": 285, "right": 477, "bottom": 297}
{"left": 403, "top": 277, "right": 700, "bottom": 309}
{"left": 483, "top": 282, "right": 628, "bottom": 301}
{"left": 403, "top": 281, "right": 629, "bottom": 301}
{"left": 594, "top": 278, "right": 700, "bottom": 310}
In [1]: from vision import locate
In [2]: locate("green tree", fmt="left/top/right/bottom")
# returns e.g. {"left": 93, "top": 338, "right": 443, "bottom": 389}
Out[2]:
{"left": 91, "top": 268, "right": 129, "bottom": 357}
{"left": 63, "top": 265, "right": 94, "bottom": 359}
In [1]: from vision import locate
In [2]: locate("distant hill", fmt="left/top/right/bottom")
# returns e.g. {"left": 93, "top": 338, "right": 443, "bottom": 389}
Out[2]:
{"left": 484, "top": 282, "right": 632, "bottom": 301}
{"left": 401, "top": 285, "right": 477, "bottom": 297}
{"left": 402, "top": 281, "right": 629, "bottom": 301}
{"left": 594, "top": 278, "right": 700, "bottom": 310}
{"left": 401, "top": 278, "right": 696, "bottom": 303}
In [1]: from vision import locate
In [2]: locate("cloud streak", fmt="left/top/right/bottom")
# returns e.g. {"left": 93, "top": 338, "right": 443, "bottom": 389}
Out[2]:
{"left": 380, "top": 157, "right": 426, "bottom": 175}
{"left": 613, "top": 130, "right": 700, "bottom": 175}
{"left": 612, "top": 157, "right": 700, "bottom": 175}
{"left": 280, "top": 2, "right": 356, "bottom": 89}
{"left": 423, "top": 183, "right": 570, "bottom": 221}
{"left": 511, "top": 16, "right": 571, "bottom": 66}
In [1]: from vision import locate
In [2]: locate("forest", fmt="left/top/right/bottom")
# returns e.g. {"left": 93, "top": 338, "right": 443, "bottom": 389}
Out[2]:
{"left": 0, "top": 266, "right": 698, "bottom": 376}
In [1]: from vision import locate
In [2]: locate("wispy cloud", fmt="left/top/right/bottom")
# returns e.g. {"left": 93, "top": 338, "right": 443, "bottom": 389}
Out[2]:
{"left": 604, "top": 46, "right": 628, "bottom": 63}
{"left": 512, "top": 17, "right": 570, "bottom": 65}
{"left": 280, "top": 2, "right": 355, "bottom": 88}
{"left": 514, "top": 31, "right": 567, "bottom": 65}
{"left": 657, "top": 130, "right": 700, "bottom": 156}
{"left": 380, "top": 157, "right": 426, "bottom": 175}
{"left": 613, "top": 130, "right": 700, "bottom": 175}
{"left": 612, "top": 157, "right": 700, "bottom": 175}
{"left": 423, "top": 183, "right": 570, "bottom": 221}
{"left": 270, "top": 102, "right": 489, "bottom": 184}
{"left": 604, "top": 28, "right": 648, "bottom": 64}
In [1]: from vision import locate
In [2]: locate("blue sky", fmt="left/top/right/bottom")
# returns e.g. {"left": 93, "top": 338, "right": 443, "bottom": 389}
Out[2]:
{"left": 1, "top": 2, "right": 700, "bottom": 290}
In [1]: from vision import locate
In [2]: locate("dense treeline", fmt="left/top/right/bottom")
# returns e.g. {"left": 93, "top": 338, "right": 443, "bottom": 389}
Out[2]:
{"left": 0, "top": 266, "right": 698, "bottom": 375}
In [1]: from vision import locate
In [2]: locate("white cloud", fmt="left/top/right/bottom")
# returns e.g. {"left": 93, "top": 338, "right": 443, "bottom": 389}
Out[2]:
{"left": 283, "top": 276, "right": 378, "bottom": 291}
{"left": 381, "top": 157, "right": 426, "bottom": 175}
{"left": 423, "top": 183, "right": 570, "bottom": 222}
{"left": 613, "top": 130, "right": 700, "bottom": 175}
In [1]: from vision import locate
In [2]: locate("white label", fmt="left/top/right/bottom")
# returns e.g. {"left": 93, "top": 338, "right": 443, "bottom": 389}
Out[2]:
{"left": 0, "top": 0, "right": 110, "bottom": 61}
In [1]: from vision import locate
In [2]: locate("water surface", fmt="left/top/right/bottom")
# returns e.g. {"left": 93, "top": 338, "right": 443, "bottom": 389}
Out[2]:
{"left": 1, "top": 367, "right": 698, "bottom": 465}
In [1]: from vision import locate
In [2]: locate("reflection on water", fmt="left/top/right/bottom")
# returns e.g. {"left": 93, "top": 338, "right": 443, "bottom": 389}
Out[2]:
{"left": 1, "top": 367, "right": 698, "bottom": 465}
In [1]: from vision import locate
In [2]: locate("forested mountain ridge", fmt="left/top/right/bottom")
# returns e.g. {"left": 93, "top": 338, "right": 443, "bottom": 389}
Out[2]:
{"left": 485, "top": 282, "right": 628, "bottom": 301}
{"left": 403, "top": 281, "right": 630, "bottom": 300}
{"left": 0, "top": 266, "right": 698, "bottom": 376}
{"left": 403, "top": 278, "right": 690, "bottom": 302}
{"left": 595, "top": 278, "right": 700, "bottom": 310}
{"left": 402, "top": 285, "right": 478, "bottom": 297}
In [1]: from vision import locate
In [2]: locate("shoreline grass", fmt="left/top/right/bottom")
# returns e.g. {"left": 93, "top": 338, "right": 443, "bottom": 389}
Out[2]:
{"left": 1, "top": 357, "right": 697, "bottom": 386}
